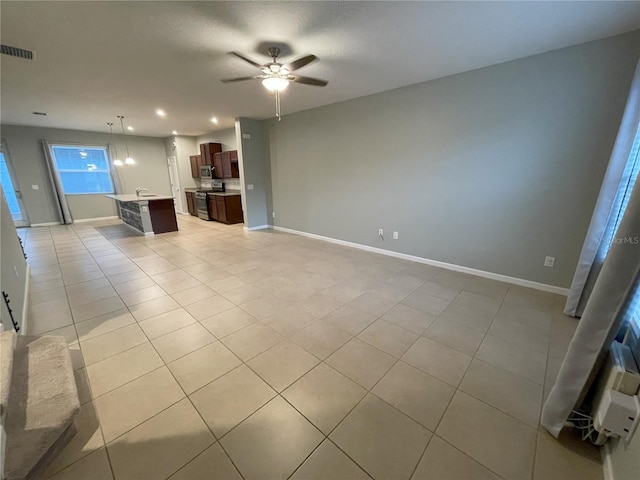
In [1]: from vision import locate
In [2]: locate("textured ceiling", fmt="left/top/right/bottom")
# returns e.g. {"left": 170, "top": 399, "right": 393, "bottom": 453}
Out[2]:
{"left": 1, "top": 1, "right": 638, "bottom": 137}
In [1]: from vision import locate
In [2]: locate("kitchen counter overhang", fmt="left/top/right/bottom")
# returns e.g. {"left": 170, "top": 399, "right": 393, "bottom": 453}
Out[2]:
{"left": 106, "top": 194, "right": 178, "bottom": 235}
{"left": 105, "top": 194, "right": 174, "bottom": 202}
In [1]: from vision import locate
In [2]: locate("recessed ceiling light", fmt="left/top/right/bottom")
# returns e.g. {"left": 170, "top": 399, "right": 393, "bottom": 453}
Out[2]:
{"left": 32, "top": 111, "right": 47, "bottom": 116}
{"left": 127, "top": 126, "right": 134, "bottom": 131}
{"left": 210, "top": 117, "right": 218, "bottom": 124}
{"left": 156, "top": 109, "right": 166, "bottom": 117}
{"left": 172, "top": 130, "right": 178, "bottom": 135}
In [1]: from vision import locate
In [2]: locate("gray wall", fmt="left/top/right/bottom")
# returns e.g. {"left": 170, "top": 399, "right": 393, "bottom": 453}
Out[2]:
{"left": 196, "top": 128, "right": 237, "bottom": 151}
{"left": 0, "top": 187, "right": 28, "bottom": 332}
{"left": 267, "top": 30, "right": 640, "bottom": 288}
{"left": 0, "top": 125, "right": 170, "bottom": 223}
{"left": 237, "top": 118, "right": 271, "bottom": 228}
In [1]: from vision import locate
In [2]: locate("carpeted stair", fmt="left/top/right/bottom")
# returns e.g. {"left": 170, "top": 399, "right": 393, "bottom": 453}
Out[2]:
{"left": 1, "top": 331, "right": 80, "bottom": 480}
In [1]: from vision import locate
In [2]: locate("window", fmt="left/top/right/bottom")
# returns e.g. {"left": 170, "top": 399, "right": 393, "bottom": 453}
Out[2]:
{"left": 50, "top": 145, "right": 114, "bottom": 194}
{"left": 602, "top": 124, "right": 640, "bottom": 259}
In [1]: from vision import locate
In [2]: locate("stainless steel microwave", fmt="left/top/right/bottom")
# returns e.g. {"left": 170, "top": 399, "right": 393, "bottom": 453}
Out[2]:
{"left": 200, "top": 165, "right": 213, "bottom": 179}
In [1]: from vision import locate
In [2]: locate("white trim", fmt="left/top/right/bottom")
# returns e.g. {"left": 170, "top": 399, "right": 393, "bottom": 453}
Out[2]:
{"left": 273, "top": 226, "right": 569, "bottom": 295}
{"left": 73, "top": 216, "right": 119, "bottom": 223}
{"left": 20, "top": 265, "right": 30, "bottom": 335}
{"left": 244, "top": 225, "right": 271, "bottom": 231}
{"left": 602, "top": 442, "right": 615, "bottom": 480}
{"left": 30, "top": 222, "right": 60, "bottom": 227}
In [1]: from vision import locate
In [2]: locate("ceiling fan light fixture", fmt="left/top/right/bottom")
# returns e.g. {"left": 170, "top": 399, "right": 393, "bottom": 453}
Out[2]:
{"left": 262, "top": 77, "right": 289, "bottom": 92}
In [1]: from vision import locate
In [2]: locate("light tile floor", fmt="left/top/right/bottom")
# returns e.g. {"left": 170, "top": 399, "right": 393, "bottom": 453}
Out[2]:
{"left": 19, "top": 215, "right": 603, "bottom": 480}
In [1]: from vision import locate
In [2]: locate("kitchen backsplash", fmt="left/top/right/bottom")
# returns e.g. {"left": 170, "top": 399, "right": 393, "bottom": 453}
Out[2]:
{"left": 200, "top": 179, "right": 241, "bottom": 191}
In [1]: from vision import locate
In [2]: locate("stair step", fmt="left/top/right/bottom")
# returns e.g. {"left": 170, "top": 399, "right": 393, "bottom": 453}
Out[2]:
{"left": 1, "top": 331, "right": 16, "bottom": 417}
{"left": 4, "top": 335, "right": 80, "bottom": 480}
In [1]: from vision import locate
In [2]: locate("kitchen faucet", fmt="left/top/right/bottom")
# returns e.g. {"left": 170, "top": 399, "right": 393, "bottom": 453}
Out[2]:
{"left": 135, "top": 187, "right": 149, "bottom": 196}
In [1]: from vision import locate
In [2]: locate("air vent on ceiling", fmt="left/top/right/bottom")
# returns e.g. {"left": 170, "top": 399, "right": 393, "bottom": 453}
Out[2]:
{"left": 1, "top": 44, "right": 35, "bottom": 60}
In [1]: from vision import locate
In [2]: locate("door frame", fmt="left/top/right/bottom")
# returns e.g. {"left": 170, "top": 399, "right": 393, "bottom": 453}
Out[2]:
{"left": 167, "top": 156, "right": 185, "bottom": 214}
{"left": 0, "top": 139, "right": 30, "bottom": 227}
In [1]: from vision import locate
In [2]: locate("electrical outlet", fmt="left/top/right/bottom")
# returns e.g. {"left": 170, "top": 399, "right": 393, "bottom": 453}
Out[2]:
{"left": 247, "top": 184, "right": 254, "bottom": 190}
{"left": 32, "top": 185, "right": 39, "bottom": 190}
{"left": 378, "top": 229, "right": 384, "bottom": 237}
{"left": 393, "top": 231, "right": 399, "bottom": 240}
{"left": 544, "top": 256, "right": 555, "bottom": 268}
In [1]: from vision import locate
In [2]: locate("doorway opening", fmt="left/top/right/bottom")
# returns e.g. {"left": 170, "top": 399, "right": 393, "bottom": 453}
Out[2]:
{"left": 0, "top": 142, "right": 29, "bottom": 227}
{"left": 167, "top": 156, "right": 185, "bottom": 214}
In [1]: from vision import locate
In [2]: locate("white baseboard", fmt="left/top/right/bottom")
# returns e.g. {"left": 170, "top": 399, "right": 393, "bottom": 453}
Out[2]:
{"left": 244, "top": 225, "right": 271, "bottom": 231}
{"left": 602, "top": 442, "right": 614, "bottom": 480}
{"left": 273, "top": 226, "right": 569, "bottom": 295}
{"left": 20, "top": 265, "right": 30, "bottom": 335}
{"left": 73, "top": 216, "right": 119, "bottom": 223}
{"left": 30, "top": 222, "right": 60, "bottom": 227}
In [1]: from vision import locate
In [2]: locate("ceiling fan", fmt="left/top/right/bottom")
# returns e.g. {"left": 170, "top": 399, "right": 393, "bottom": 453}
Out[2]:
{"left": 221, "top": 47, "right": 328, "bottom": 120}
{"left": 221, "top": 47, "right": 328, "bottom": 89}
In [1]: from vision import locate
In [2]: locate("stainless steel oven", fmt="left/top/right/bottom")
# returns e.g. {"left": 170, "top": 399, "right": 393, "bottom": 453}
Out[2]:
{"left": 195, "top": 182, "right": 224, "bottom": 221}
{"left": 194, "top": 192, "right": 209, "bottom": 220}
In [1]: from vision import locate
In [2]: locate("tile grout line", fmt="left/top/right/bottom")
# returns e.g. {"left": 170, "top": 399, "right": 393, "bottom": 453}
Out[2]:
{"left": 27, "top": 218, "right": 562, "bottom": 480}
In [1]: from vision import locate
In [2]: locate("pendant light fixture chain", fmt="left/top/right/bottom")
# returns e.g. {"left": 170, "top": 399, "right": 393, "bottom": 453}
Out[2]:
{"left": 117, "top": 115, "right": 134, "bottom": 163}
{"left": 107, "top": 122, "right": 123, "bottom": 166}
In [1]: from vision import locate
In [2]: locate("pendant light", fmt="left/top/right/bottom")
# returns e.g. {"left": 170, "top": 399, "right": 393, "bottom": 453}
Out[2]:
{"left": 117, "top": 115, "right": 135, "bottom": 164}
{"left": 108, "top": 122, "right": 123, "bottom": 166}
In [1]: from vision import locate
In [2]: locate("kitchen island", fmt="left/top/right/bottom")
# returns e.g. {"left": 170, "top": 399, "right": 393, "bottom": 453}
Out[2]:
{"left": 105, "top": 194, "right": 178, "bottom": 235}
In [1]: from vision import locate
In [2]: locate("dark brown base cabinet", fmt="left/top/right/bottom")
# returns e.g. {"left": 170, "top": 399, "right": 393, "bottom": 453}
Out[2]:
{"left": 148, "top": 199, "right": 180, "bottom": 234}
{"left": 185, "top": 191, "right": 197, "bottom": 216}
{"left": 207, "top": 194, "right": 243, "bottom": 224}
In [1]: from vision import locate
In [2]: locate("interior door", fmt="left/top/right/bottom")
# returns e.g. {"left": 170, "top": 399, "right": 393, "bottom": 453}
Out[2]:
{"left": 167, "top": 156, "right": 185, "bottom": 214}
{"left": 0, "top": 142, "right": 29, "bottom": 227}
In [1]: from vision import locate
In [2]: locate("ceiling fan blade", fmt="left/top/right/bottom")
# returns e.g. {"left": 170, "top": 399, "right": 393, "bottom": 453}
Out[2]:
{"left": 284, "top": 54, "right": 317, "bottom": 72}
{"left": 290, "top": 75, "right": 328, "bottom": 87}
{"left": 228, "top": 51, "right": 263, "bottom": 68}
{"left": 220, "top": 76, "right": 261, "bottom": 83}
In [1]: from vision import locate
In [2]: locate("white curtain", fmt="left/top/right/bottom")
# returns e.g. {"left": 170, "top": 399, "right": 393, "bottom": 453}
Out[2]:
{"left": 542, "top": 60, "right": 640, "bottom": 437}
{"left": 565, "top": 60, "right": 640, "bottom": 317}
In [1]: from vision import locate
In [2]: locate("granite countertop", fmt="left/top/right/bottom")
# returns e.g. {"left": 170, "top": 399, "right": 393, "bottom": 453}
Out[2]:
{"left": 206, "top": 191, "right": 241, "bottom": 197}
{"left": 105, "top": 194, "right": 174, "bottom": 202}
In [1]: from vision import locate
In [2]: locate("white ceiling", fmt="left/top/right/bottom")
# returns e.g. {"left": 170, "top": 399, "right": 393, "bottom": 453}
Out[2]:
{"left": 1, "top": 1, "right": 638, "bottom": 137}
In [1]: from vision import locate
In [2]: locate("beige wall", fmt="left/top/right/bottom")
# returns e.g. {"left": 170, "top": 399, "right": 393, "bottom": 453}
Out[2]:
{"left": 267, "top": 30, "right": 640, "bottom": 288}
{"left": 0, "top": 125, "right": 170, "bottom": 222}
